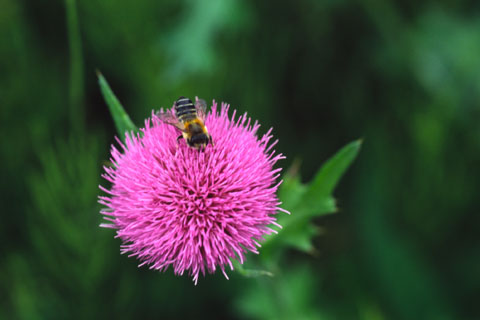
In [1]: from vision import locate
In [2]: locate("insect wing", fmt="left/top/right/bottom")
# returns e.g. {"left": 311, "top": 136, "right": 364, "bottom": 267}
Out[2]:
{"left": 156, "top": 109, "right": 176, "bottom": 124}
{"left": 195, "top": 98, "right": 207, "bottom": 119}
{"left": 157, "top": 109, "right": 185, "bottom": 131}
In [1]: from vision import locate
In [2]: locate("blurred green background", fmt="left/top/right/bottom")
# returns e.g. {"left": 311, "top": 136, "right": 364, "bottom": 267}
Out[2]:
{"left": 1, "top": 0, "right": 479, "bottom": 319}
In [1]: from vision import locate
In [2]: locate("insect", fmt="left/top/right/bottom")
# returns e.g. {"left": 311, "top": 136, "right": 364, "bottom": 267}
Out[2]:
{"left": 158, "top": 96, "right": 213, "bottom": 150}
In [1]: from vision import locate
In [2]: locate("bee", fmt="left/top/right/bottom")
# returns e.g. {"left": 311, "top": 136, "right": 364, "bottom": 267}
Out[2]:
{"left": 158, "top": 96, "right": 213, "bottom": 150}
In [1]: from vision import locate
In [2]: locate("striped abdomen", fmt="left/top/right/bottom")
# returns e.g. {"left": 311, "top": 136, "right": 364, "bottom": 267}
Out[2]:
{"left": 174, "top": 96, "right": 197, "bottom": 122}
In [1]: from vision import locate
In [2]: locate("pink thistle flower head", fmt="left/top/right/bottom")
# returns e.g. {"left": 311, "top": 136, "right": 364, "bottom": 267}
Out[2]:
{"left": 100, "top": 100, "right": 287, "bottom": 284}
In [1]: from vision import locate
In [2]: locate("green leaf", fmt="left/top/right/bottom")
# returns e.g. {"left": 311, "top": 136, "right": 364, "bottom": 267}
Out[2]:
{"left": 305, "top": 139, "right": 363, "bottom": 201}
{"left": 232, "top": 260, "right": 274, "bottom": 278}
{"left": 262, "top": 139, "right": 362, "bottom": 255}
{"left": 97, "top": 71, "right": 138, "bottom": 140}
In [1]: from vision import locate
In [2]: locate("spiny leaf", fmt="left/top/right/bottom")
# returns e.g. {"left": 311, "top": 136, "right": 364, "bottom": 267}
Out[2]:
{"left": 262, "top": 139, "right": 362, "bottom": 255}
{"left": 305, "top": 139, "right": 362, "bottom": 201}
{"left": 97, "top": 71, "right": 138, "bottom": 141}
{"left": 233, "top": 260, "right": 274, "bottom": 278}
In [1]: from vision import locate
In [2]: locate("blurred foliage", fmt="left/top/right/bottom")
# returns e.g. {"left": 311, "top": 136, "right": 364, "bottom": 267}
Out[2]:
{"left": 1, "top": 0, "right": 480, "bottom": 319}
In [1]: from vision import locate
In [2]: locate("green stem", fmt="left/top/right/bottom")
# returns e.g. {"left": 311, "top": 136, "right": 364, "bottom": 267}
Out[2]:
{"left": 65, "top": 0, "right": 85, "bottom": 135}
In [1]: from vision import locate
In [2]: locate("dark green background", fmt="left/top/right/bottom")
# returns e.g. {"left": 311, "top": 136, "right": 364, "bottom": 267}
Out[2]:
{"left": 1, "top": 0, "right": 479, "bottom": 319}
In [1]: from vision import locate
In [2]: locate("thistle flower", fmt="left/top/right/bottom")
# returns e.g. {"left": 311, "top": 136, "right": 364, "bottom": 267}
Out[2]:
{"left": 99, "top": 101, "right": 287, "bottom": 284}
